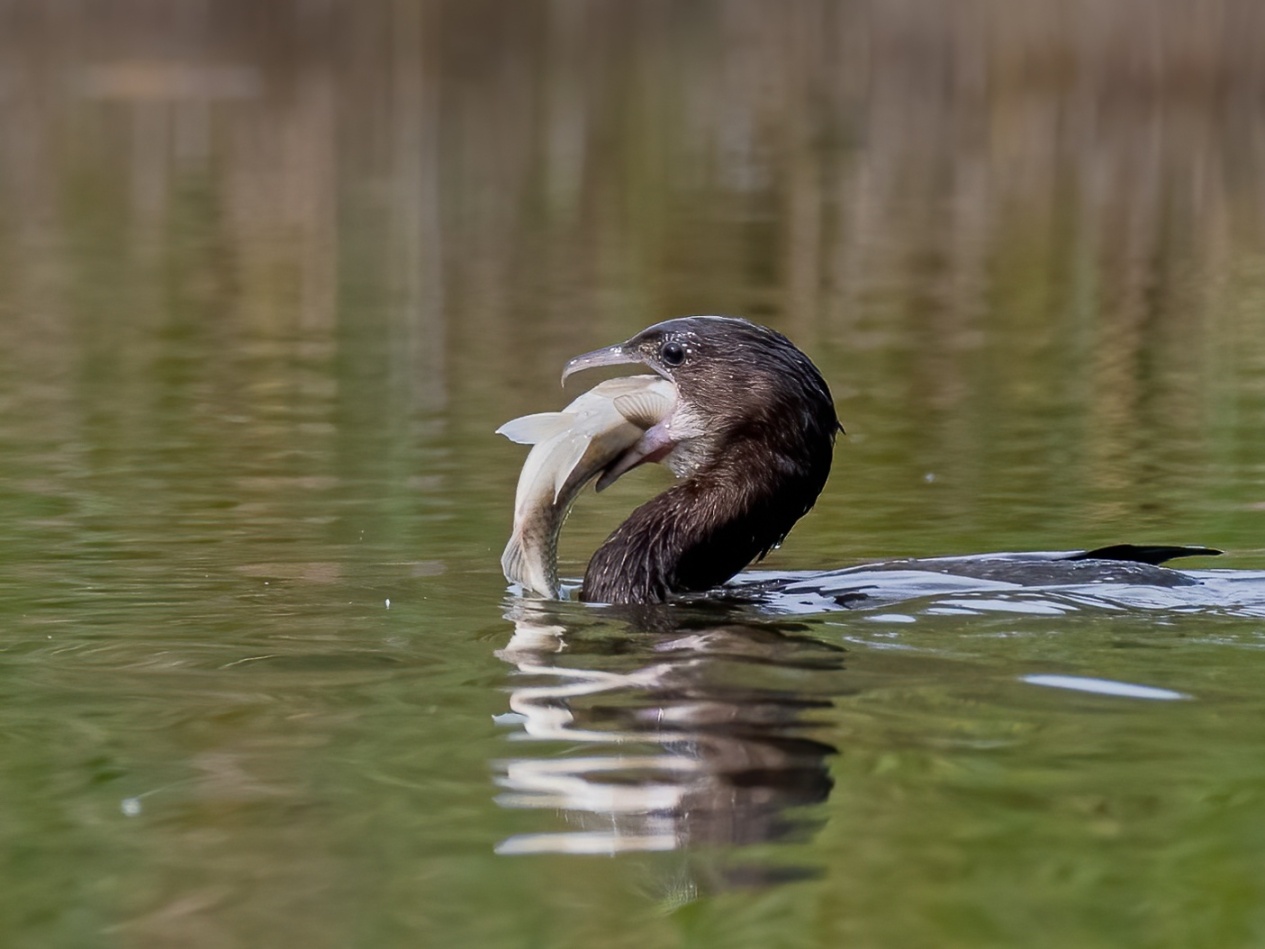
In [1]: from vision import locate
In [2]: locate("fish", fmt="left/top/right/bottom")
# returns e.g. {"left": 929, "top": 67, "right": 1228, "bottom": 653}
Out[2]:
{"left": 497, "top": 374, "right": 677, "bottom": 598}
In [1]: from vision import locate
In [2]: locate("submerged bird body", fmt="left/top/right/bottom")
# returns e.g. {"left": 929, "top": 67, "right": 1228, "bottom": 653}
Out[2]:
{"left": 498, "top": 315, "right": 1221, "bottom": 606}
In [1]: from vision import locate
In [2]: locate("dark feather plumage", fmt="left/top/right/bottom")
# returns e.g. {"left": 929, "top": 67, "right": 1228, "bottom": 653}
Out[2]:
{"left": 559, "top": 316, "right": 1220, "bottom": 606}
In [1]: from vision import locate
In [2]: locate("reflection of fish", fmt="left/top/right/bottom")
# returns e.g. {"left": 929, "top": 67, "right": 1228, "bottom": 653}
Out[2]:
{"left": 497, "top": 375, "right": 676, "bottom": 597}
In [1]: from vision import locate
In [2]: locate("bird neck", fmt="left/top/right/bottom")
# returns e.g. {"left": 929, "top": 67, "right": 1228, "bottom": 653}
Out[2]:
{"left": 580, "top": 434, "right": 831, "bottom": 604}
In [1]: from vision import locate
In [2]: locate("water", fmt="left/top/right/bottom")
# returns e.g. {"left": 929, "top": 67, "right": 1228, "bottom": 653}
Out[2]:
{"left": 3, "top": 2, "right": 1265, "bottom": 946}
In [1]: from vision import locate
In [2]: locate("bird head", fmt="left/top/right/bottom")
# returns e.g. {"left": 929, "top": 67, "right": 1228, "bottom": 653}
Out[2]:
{"left": 563, "top": 316, "right": 840, "bottom": 478}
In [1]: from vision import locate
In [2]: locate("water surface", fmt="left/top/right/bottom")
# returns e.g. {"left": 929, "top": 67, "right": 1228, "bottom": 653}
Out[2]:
{"left": 3, "top": 2, "right": 1265, "bottom": 947}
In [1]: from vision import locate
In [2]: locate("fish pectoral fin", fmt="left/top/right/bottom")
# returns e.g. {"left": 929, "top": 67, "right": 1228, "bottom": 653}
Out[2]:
{"left": 496, "top": 412, "right": 578, "bottom": 445}
{"left": 612, "top": 391, "right": 673, "bottom": 430}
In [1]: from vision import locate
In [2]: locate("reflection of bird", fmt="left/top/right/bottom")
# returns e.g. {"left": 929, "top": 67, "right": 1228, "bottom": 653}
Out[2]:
{"left": 551, "top": 316, "right": 1219, "bottom": 605}
{"left": 493, "top": 601, "right": 843, "bottom": 864}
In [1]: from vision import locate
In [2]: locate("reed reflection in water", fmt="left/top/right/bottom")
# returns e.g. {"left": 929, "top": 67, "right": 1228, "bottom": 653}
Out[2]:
{"left": 4, "top": 0, "right": 1265, "bottom": 569}
{"left": 494, "top": 601, "right": 845, "bottom": 872}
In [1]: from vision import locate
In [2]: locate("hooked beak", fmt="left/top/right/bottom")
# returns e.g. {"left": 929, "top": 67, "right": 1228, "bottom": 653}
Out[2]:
{"left": 561, "top": 342, "right": 647, "bottom": 385}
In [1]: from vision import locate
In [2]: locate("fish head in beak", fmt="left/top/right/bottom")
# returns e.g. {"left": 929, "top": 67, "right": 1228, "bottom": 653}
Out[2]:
{"left": 560, "top": 317, "right": 746, "bottom": 479}
{"left": 561, "top": 318, "right": 724, "bottom": 482}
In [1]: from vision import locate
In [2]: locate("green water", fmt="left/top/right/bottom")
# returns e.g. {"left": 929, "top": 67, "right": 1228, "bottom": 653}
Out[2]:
{"left": 3, "top": 2, "right": 1265, "bottom": 946}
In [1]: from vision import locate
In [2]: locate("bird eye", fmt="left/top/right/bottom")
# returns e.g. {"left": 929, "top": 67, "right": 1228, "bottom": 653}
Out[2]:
{"left": 660, "top": 341, "right": 686, "bottom": 367}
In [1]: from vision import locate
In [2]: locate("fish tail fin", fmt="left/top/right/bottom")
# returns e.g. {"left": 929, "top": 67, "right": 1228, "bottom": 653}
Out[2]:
{"left": 496, "top": 412, "right": 577, "bottom": 445}
{"left": 501, "top": 534, "right": 559, "bottom": 599}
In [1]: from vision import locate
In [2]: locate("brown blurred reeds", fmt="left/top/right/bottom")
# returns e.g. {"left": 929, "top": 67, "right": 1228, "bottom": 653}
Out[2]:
{"left": 1, "top": 0, "right": 1263, "bottom": 509}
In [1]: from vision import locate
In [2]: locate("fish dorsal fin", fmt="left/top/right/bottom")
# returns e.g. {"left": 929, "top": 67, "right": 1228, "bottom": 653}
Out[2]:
{"left": 612, "top": 390, "right": 673, "bottom": 430}
{"left": 549, "top": 432, "right": 591, "bottom": 503}
{"left": 496, "top": 412, "right": 577, "bottom": 445}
